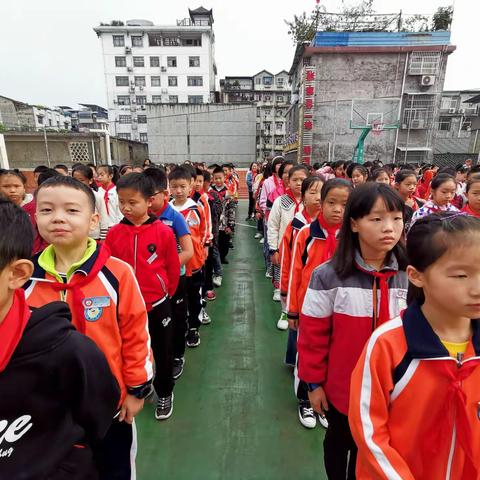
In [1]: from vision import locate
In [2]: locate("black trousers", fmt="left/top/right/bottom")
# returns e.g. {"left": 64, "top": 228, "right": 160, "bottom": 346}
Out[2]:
{"left": 171, "top": 275, "right": 187, "bottom": 359}
{"left": 48, "top": 445, "right": 98, "bottom": 480}
{"left": 148, "top": 298, "right": 174, "bottom": 397}
{"left": 324, "top": 404, "right": 357, "bottom": 480}
{"left": 96, "top": 420, "right": 135, "bottom": 480}
{"left": 218, "top": 230, "right": 230, "bottom": 262}
{"left": 248, "top": 191, "right": 255, "bottom": 217}
{"left": 186, "top": 269, "right": 203, "bottom": 330}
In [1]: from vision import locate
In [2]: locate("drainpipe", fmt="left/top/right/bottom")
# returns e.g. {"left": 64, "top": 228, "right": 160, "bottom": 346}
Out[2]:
{"left": 394, "top": 52, "right": 408, "bottom": 162}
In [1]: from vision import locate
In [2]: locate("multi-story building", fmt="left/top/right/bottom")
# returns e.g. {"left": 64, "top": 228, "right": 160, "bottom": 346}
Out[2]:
{"left": 59, "top": 104, "right": 110, "bottom": 133}
{"left": 287, "top": 30, "right": 455, "bottom": 165}
{"left": 94, "top": 7, "right": 217, "bottom": 143}
{"left": 220, "top": 70, "right": 290, "bottom": 161}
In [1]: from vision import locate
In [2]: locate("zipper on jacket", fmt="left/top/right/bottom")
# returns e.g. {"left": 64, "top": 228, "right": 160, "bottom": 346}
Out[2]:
{"left": 134, "top": 234, "right": 138, "bottom": 273}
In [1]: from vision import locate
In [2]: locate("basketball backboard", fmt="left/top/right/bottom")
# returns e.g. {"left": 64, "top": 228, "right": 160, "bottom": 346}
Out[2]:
{"left": 350, "top": 98, "right": 401, "bottom": 130}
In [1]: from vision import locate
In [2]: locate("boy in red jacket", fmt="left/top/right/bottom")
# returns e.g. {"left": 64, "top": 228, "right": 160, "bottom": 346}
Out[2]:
{"left": 105, "top": 173, "right": 180, "bottom": 421}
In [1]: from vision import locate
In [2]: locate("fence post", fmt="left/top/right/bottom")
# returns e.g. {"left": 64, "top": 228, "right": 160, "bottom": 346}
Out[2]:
{"left": 0, "top": 134, "right": 9, "bottom": 169}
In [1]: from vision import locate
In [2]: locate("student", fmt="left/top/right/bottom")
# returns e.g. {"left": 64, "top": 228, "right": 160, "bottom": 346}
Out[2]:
{"left": 246, "top": 162, "right": 258, "bottom": 220}
{"left": 416, "top": 167, "right": 435, "bottom": 200}
{"left": 411, "top": 173, "right": 459, "bottom": 226}
{"left": 394, "top": 169, "right": 425, "bottom": 231}
{"left": 24, "top": 176, "right": 153, "bottom": 480}
{"left": 105, "top": 173, "right": 180, "bottom": 420}
{"left": 333, "top": 160, "right": 346, "bottom": 179}
{"left": 169, "top": 166, "right": 207, "bottom": 348}
{"left": 0, "top": 169, "right": 46, "bottom": 254}
{"left": 349, "top": 212, "right": 480, "bottom": 480}
{"left": 210, "top": 166, "right": 235, "bottom": 266}
{"left": 351, "top": 165, "right": 368, "bottom": 187}
{"left": 53, "top": 164, "right": 69, "bottom": 176}
{"left": 145, "top": 167, "right": 193, "bottom": 379}
{"left": 462, "top": 175, "right": 480, "bottom": 218}
{"left": 371, "top": 167, "right": 391, "bottom": 185}
{"left": 97, "top": 164, "right": 122, "bottom": 226}
{"left": 287, "top": 178, "right": 351, "bottom": 429}
{"left": 72, "top": 164, "right": 110, "bottom": 240}
{"left": 33, "top": 165, "right": 49, "bottom": 184}
{"left": 268, "top": 165, "right": 309, "bottom": 307}
{"left": 299, "top": 183, "right": 408, "bottom": 479}
{"left": 0, "top": 199, "right": 119, "bottom": 480}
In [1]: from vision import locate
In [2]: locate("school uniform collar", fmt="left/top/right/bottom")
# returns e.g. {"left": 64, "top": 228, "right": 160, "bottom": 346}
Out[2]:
{"left": 309, "top": 218, "right": 327, "bottom": 239}
{"left": 402, "top": 301, "right": 480, "bottom": 358}
{"left": 354, "top": 250, "right": 399, "bottom": 273}
{"left": 120, "top": 215, "right": 157, "bottom": 226}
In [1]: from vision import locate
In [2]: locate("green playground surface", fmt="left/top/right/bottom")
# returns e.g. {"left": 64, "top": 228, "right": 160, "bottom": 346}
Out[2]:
{"left": 135, "top": 201, "right": 327, "bottom": 480}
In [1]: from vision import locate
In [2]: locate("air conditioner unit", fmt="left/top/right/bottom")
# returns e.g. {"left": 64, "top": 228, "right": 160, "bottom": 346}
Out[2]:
{"left": 420, "top": 75, "right": 436, "bottom": 87}
{"left": 459, "top": 108, "right": 465, "bottom": 114}
{"left": 127, "top": 67, "right": 133, "bottom": 72}
{"left": 113, "top": 100, "right": 118, "bottom": 104}
{"left": 131, "top": 124, "right": 138, "bottom": 130}
{"left": 140, "top": 106, "right": 146, "bottom": 110}
{"left": 130, "top": 80, "right": 135, "bottom": 85}
{"left": 411, "top": 119, "right": 426, "bottom": 129}
{"left": 161, "top": 88, "right": 168, "bottom": 94}
{"left": 125, "top": 47, "right": 131, "bottom": 54}
{"left": 139, "top": 86, "right": 144, "bottom": 91}
{"left": 129, "top": 87, "right": 135, "bottom": 93}
{"left": 161, "top": 66, "right": 167, "bottom": 72}
{"left": 448, "top": 108, "right": 456, "bottom": 114}
{"left": 130, "top": 105, "right": 136, "bottom": 111}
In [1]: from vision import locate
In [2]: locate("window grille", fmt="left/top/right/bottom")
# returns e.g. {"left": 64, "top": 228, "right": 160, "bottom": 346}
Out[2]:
{"left": 402, "top": 95, "right": 436, "bottom": 129}
{"left": 69, "top": 142, "right": 90, "bottom": 163}
{"left": 409, "top": 52, "right": 441, "bottom": 75}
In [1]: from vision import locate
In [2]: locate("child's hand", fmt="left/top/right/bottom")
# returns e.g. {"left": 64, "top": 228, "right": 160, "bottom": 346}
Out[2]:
{"left": 308, "top": 386, "right": 329, "bottom": 416}
{"left": 224, "top": 227, "right": 232, "bottom": 235}
{"left": 288, "top": 319, "right": 298, "bottom": 331}
{"left": 271, "top": 252, "right": 280, "bottom": 265}
{"left": 119, "top": 394, "right": 144, "bottom": 424}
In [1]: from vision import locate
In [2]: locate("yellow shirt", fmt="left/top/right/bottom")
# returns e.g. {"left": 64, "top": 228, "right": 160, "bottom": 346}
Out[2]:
{"left": 441, "top": 340, "right": 469, "bottom": 358}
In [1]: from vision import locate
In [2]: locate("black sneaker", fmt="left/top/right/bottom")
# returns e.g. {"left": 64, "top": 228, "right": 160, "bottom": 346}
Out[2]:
{"left": 298, "top": 401, "right": 317, "bottom": 429}
{"left": 172, "top": 357, "right": 185, "bottom": 379}
{"left": 186, "top": 328, "right": 200, "bottom": 348}
{"left": 155, "top": 393, "right": 174, "bottom": 420}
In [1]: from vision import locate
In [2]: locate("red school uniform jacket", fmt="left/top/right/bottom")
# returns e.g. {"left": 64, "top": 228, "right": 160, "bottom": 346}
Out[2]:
{"left": 105, "top": 216, "right": 180, "bottom": 310}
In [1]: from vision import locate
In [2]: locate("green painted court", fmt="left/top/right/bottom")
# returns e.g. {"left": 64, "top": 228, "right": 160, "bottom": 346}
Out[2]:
{"left": 135, "top": 201, "right": 327, "bottom": 480}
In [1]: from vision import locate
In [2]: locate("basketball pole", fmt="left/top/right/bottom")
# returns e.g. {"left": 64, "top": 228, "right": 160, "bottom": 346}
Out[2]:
{"left": 352, "top": 126, "right": 372, "bottom": 165}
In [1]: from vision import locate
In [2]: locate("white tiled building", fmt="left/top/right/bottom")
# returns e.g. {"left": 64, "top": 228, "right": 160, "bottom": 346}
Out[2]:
{"left": 94, "top": 7, "right": 217, "bottom": 143}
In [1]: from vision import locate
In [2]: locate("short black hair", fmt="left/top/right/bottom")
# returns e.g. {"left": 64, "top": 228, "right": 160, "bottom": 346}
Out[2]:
{"left": 168, "top": 166, "right": 192, "bottom": 182}
{"left": 212, "top": 166, "right": 224, "bottom": 176}
{"left": 394, "top": 169, "right": 416, "bottom": 184}
{"left": 431, "top": 173, "right": 455, "bottom": 191}
{"left": 182, "top": 163, "right": 197, "bottom": 180}
{"left": 37, "top": 168, "right": 61, "bottom": 186}
{"left": 331, "top": 183, "right": 407, "bottom": 278}
{"left": 72, "top": 164, "right": 94, "bottom": 181}
{"left": 33, "top": 165, "right": 48, "bottom": 175}
{"left": 288, "top": 164, "right": 309, "bottom": 179}
{"left": 0, "top": 198, "right": 34, "bottom": 270}
{"left": 35, "top": 175, "right": 96, "bottom": 212}
{"left": 195, "top": 167, "right": 205, "bottom": 178}
{"left": 321, "top": 178, "right": 352, "bottom": 201}
{"left": 203, "top": 170, "right": 211, "bottom": 182}
{"left": 54, "top": 164, "right": 69, "bottom": 174}
{"left": 116, "top": 172, "right": 155, "bottom": 199}
{"left": 278, "top": 160, "right": 294, "bottom": 179}
{"left": 144, "top": 167, "right": 167, "bottom": 192}
{"left": 301, "top": 175, "right": 324, "bottom": 197}
{"left": 0, "top": 169, "right": 27, "bottom": 185}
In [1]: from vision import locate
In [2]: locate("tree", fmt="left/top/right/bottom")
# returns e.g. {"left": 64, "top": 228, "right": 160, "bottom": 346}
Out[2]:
{"left": 432, "top": 6, "right": 453, "bottom": 31}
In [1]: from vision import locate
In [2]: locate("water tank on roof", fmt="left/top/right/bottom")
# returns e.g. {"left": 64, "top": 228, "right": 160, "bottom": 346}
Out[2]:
{"left": 126, "top": 19, "right": 154, "bottom": 26}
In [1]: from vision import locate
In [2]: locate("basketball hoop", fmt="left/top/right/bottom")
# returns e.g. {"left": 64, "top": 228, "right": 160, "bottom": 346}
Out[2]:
{"left": 371, "top": 121, "right": 384, "bottom": 136}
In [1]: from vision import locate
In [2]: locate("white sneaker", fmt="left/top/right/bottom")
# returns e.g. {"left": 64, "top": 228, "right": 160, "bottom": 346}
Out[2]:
{"left": 201, "top": 308, "right": 211, "bottom": 325}
{"left": 265, "top": 270, "right": 273, "bottom": 279}
{"left": 276, "top": 313, "right": 289, "bottom": 330}
{"left": 298, "top": 402, "right": 317, "bottom": 429}
{"left": 212, "top": 275, "right": 222, "bottom": 287}
{"left": 259, "top": 238, "right": 265, "bottom": 244}
{"left": 254, "top": 233, "right": 262, "bottom": 239}
{"left": 273, "top": 289, "right": 281, "bottom": 302}
{"left": 317, "top": 414, "right": 329, "bottom": 429}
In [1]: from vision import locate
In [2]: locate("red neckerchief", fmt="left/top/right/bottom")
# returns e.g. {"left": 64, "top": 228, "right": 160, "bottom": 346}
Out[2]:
{"left": 273, "top": 175, "right": 281, "bottom": 188}
{"left": 0, "top": 289, "right": 30, "bottom": 373}
{"left": 152, "top": 198, "right": 168, "bottom": 217}
{"left": 101, "top": 183, "right": 115, "bottom": 215}
{"left": 408, "top": 196, "right": 420, "bottom": 212}
{"left": 48, "top": 245, "right": 111, "bottom": 334}
{"left": 463, "top": 204, "right": 480, "bottom": 218}
{"left": 285, "top": 189, "right": 302, "bottom": 214}
{"left": 317, "top": 212, "right": 341, "bottom": 263}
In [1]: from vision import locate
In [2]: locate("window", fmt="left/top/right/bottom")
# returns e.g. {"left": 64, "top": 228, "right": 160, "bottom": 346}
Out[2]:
{"left": 136, "top": 96, "right": 147, "bottom": 105}
{"left": 37, "top": 115, "right": 43, "bottom": 125}
{"left": 148, "top": 33, "right": 162, "bottom": 47}
{"left": 275, "top": 122, "right": 283, "bottom": 130}
{"left": 169, "top": 95, "right": 178, "bottom": 104}
{"left": 131, "top": 36, "right": 143, "bottom": 47}
{"left": 133, "top": 56, "right": 144, "bottom": 67}
{"left": 117, "top": 95, "right": 130, "bottom": 105}
{"left": 167, "top": 57, "right": 177, "bottom": 67}
{"left": 264, "top": 109, "right": 271, "bottom": 116}
{"left": 409, "top": 52, "right": 441, "bottom": 75}
{"left": 263, "top": 76, "right": 273, "bottom": 86}
{"left": 113, "top": 35, "right": 125, "bottom": 47}
{"left": 276, "top": 96, "right": 284, "bottom": 103}
{"left": 115, "top": 76, "right": 129, "bottom": 86}
{"left": 263, "top": 121, "right": 271, "bottom": 132}
{"left": 150, "top": 56, "right": 160, "bottom": 67}
{"left": 118, "top": 133, "right": 131, "bottom": 140}
{"left": 189, "top": 56, "right": 200, "bottom": 67}
{"left": 254, "top": 94, "right": 261, "bottom": 101}
{"left": 137, "top": 115, "right": 147, "bottom": 124}
{"left": 140, "top": 133, "right": 148, "bottom": 142}
{"left": 168, "top": 76, "right": 178, "bottom": 87}
{"left": 115, "top": 56, "right": 126, "bottom": 67}
{"left": 151, "top": 76, "right": 161, "bottom": 87}
{"left": 438, "top": 117, "right": 452, "bottom": 131}
{"left": 187, "top": 76, "right": 203, "bottom": 87}
{"left": 441, "top": 97, "right": 458, "bottom": 111}
{"left": 119, "top": 115, "right": 131, "bottom": 124}
{"left": 188, "top": 95, "right": 203, "bottom": 104}
{"left": 255, "top": 77, "right": 261, "bottom": 85}
{"left": 402, "top": 94, "right": 436, "bottom": 129}
{"left": 163, "top": 37, "right": 180, "bottom": 46}
{"left": 152, "top": 95, "right": 162, "bottom": 104}
{"left": 182, "top": 37, "right": 202, "bottom": 46}
{"left": 462, "top": 120, "right": 472, "bottom": 131}
{"left": 134, "top": 76, "right": 146, "bottom": 87}
{"left": 276, "top": 77, "right": 285, "bottom": 86}
{"left": 275, "top": 138, "right": 283, "bottom": 145}
{"left": 264, "top": 95, "right": 272, "bottom": 102}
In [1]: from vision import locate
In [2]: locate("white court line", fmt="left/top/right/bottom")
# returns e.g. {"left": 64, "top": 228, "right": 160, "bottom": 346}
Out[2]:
{"left": 235, "top": 222, "right": 257, "bottom": 229}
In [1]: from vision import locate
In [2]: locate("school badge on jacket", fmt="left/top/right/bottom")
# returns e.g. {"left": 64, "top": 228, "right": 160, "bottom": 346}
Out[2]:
{"left": 83, "top": 296, "right": 111, "bottom": 322}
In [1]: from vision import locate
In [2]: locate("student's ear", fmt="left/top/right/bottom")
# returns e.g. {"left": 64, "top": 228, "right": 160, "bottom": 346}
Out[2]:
{"left": 8, "top": 259, "right": 34, "bottom": 290}
{"left": 350, "top": 218, "right": 359, "bottom": 233}
{"left": 407, "top": 265, "right": 424, "bottom": 289}
{"left": 89, "top": 212, "right": 100, "bottom": 232}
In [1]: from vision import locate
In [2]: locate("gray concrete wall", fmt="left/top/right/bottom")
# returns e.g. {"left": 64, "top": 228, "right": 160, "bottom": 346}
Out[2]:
{"left": 147, "top": 103, "right": 256, "bottom": 166}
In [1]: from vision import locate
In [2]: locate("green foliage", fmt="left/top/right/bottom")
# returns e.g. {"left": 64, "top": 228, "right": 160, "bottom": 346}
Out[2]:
{"left": 0, "top": 123, "right": 6, "bottom": 133}
{"left": 432, "top": 6, "right": 453, "bottom": 31}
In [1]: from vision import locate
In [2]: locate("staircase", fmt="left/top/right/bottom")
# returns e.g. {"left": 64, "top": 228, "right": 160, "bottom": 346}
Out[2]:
{"left": 237, "top": 169, "right": 249, "bottom": 199}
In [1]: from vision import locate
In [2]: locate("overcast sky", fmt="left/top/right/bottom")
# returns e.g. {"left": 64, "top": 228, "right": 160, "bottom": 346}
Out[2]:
{"left": 0, "top": 0, "right": 477, "bottom": 108}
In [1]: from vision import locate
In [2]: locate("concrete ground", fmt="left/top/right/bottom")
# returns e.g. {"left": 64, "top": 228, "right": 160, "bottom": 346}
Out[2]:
{"left": 135, "top": 201, "right": 328, "bottom": 480}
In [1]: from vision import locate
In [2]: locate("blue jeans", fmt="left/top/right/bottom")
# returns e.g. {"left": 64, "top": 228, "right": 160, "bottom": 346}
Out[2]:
{"left": 263, "top": 221, "right": 271, "bottom": 272}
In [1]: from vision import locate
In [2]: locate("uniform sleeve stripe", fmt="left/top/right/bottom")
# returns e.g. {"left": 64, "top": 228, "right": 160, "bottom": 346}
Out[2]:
{"left": 301, "top": 288, "right": 336, "bottom": 317}
{"left": 390, "top": 359, "right": 419, "bottom": 403}
{"left": 359, "top": 316, "right": 404, "bottom": 480}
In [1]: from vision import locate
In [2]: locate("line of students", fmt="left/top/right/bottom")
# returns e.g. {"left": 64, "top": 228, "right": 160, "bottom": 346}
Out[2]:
{"left": 259, "top": 157, "right": 480, "bottom": 479}
{"left": 0, "top": 160, "right": 238, "bottom": 479}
